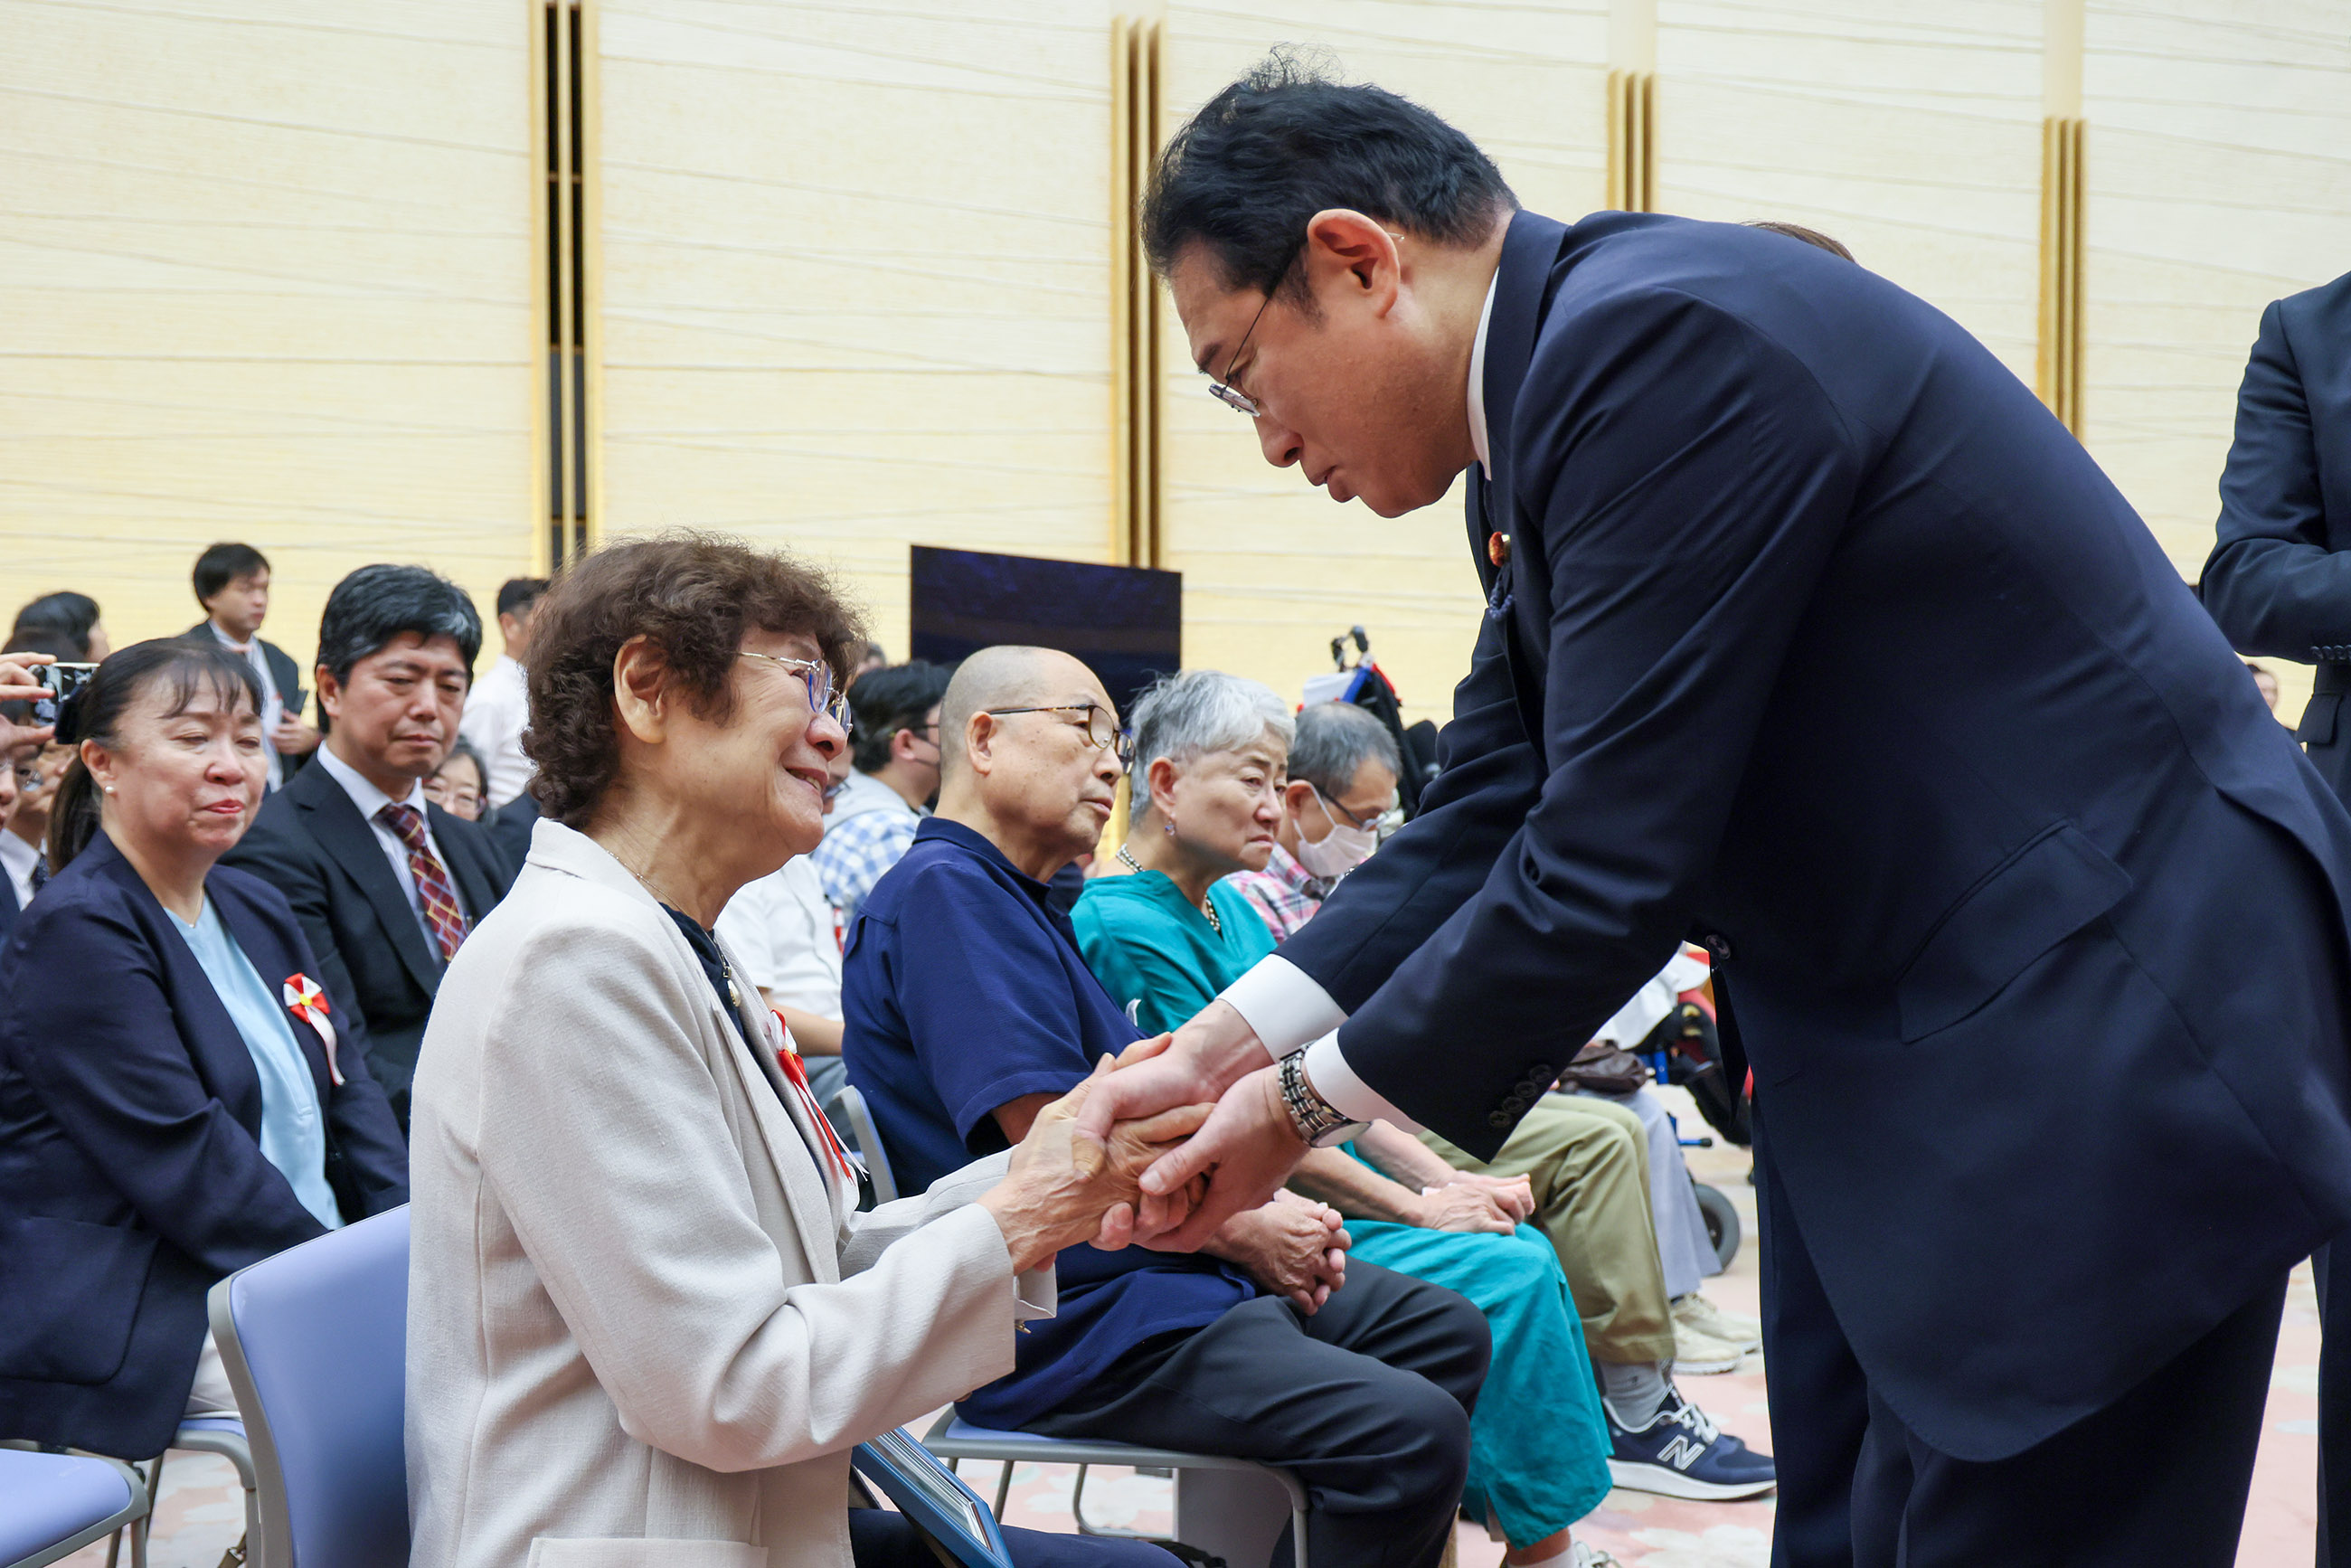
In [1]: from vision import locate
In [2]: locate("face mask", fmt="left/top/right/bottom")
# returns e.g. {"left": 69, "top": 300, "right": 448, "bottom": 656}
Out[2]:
{"left": 1294, "top": 786, "right": 1378, "bottom": 881}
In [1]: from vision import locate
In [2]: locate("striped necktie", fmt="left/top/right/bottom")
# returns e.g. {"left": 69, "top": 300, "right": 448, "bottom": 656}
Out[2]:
{"left": 375, "top": 802, "right": 469, "bottom": 960}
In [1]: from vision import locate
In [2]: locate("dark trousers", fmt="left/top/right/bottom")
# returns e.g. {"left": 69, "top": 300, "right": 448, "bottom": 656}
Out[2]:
{"left": 848, "top": 1508, "right": 1181, "bottom": 1566}
{"left": 2318, "top": 1239, "right": 2351, "bottom": 1567}
{"left": 1024, "top": 1261, "right": 1489, "bottom": 1568}
{"left": 1759, "top": 1148, "right": 2283, "bottom": 1567}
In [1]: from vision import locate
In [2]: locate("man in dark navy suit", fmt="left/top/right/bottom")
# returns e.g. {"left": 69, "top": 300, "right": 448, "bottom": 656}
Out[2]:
{"left": 1078, "top": 60, "right": 2351, "bottom": 1564}
{"left": 2198, "top": 269, "right": 2351, "bottom": 1568}
{"left": 225, "top": 566, "right": 515, "bottom": 1127}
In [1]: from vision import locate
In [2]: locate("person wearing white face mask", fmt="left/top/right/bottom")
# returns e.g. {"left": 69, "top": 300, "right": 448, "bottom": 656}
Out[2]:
{"left": 1225, "top": 700, "right": 1399, "bottom": 941}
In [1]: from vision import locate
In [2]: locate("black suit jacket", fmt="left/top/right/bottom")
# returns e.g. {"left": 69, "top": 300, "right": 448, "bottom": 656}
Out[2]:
{"left": 2198, "top": 271, "right": 2351, "bottom": 796}
{"left": 182, "top": 622, "right": 311, "bottom": 782}
{"left": 0, "top": 834, "right": 406, "bottom": 1458}
{"left": 222, "top": 758, "right": 515, "bottom": 1111}
{"left": 1279, "top": 211, "right": 2351, "bottom": 1460}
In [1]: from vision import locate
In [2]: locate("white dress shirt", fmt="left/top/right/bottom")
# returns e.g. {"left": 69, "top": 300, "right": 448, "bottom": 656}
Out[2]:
{"left": 315, "top": 744, "right": 450, "bottom": 948}
{"left": 0, "top": 828, "right": 38, "bottom": 911}
{"left": 713, "top": 855, "right": 843, "bottom": 1019}
{"left": 208, "top": 621, "right": 286, "bottom": 791}
{"left": 1213, "top": 273, "right": 1503, "bottom": 1129}
{"left": 458, "top": 655, "right": 533, "bottom": 808}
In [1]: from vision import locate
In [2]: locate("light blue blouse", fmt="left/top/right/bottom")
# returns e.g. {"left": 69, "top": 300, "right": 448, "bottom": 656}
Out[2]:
{"left": 170, "top": 897, "right": 343, "bottom": 1231}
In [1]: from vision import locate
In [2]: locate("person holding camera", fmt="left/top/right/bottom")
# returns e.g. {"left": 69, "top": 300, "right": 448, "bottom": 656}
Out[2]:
{"left": 0, "top": 640, "right": 407, "bottom": 1461}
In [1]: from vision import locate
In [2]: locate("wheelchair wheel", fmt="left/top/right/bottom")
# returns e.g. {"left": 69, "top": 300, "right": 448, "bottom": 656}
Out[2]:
{"left": 1695, "top": 1179, "right": 1741, "bottom": 1270}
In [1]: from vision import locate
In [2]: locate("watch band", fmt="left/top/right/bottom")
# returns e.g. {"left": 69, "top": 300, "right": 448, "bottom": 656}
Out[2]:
{"left": 1279, "top": 1051, "right": 1370, "bottom": 1148}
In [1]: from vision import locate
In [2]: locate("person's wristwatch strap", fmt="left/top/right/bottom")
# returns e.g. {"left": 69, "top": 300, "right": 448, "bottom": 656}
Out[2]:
{"left": 1279, "top": 1051, "right": 1370, "bottom": 1148}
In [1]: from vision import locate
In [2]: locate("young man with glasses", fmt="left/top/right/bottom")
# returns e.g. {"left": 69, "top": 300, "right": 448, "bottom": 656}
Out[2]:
{"left": 811, "top": 658, "right": 952, "bottom": 921}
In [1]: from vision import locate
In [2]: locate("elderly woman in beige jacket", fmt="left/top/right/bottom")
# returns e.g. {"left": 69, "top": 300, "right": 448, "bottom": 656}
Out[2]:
{"left": 405, "top": 535, "right": 1197, "bottom": 1568}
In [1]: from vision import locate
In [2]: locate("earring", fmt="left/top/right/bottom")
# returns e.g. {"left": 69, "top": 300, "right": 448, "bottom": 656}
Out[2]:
{"left": 103, "top": 786, "right": 116, "bottom": 796}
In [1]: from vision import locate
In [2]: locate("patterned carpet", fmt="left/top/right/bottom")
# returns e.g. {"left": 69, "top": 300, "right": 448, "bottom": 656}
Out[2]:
{"left": 63, "top": 1091, "right": 2324, "bottom": 1567}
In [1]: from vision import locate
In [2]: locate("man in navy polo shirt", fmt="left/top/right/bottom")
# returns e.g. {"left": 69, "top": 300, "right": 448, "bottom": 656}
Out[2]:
{"left": 843, "top": 647, "right": 1489, "bottom": 1568}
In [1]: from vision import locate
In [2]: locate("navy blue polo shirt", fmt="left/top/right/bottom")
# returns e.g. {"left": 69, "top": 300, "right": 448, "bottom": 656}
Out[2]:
{"left": 840, "top": 817, "right": 1257, "bottom": 1429}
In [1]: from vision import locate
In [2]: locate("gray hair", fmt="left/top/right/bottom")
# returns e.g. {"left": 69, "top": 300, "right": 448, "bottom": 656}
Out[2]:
{"left": 1129, "top": 670, "right": 1293, "bottom": 779}
{"left": 1289, "top": 701, "right": 1401, "bottom": 798}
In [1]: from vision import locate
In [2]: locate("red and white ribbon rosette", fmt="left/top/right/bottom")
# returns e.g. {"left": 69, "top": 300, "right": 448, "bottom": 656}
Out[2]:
{"left": 282, "top": 973, "right": 343, "bottom": 1084}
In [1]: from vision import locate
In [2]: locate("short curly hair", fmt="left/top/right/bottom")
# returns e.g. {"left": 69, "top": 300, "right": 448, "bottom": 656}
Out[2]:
{"left": 524, "top": 533, "right": 867, "bottom": 828}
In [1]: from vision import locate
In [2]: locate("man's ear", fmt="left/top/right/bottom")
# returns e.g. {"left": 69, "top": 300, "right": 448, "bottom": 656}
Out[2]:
{"left": 1282, "top": 779, "right": 1317, "bottom": 818}
{"left": 1302, "top": 208, "right": 1402, "bottom": 316}
{"left": 610, "top": 635, "right": 670, "bottom": 744}
{"left": 315, "top": 666, "right": 343, "bottom": 723}
{"left": 961, "top": 711, "right": 997, "bottom": 776}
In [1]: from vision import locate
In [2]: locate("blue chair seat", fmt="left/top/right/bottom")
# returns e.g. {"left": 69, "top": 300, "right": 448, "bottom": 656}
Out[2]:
{"left": 0, "top": 1448, "right": 146, "bottom": 1568}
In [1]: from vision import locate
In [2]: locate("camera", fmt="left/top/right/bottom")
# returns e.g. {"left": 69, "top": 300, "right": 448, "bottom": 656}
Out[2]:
{"left": 33, "top": 662, "right": 99, "bottom": 736}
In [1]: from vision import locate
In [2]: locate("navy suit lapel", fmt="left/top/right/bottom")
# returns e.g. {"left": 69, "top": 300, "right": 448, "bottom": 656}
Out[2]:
{"left": 211, "top": 880, "right": 335, "bottom": 1103}
{"left": 290, "top": 765, "right": 442, "bottom": 994}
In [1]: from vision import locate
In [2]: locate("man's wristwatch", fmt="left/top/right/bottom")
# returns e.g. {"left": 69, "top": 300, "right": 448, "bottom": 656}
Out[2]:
{"left": 1278, "top": 1052, "right": 1370, "bottom": 1148}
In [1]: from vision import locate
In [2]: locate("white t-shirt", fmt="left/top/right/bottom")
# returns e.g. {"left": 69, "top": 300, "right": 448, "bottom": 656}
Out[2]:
{"left": 713, "top": 855, "right": 843, "bottom": 1019}
{"left": 459, "top": 655, "right": 533, "bottom": 809}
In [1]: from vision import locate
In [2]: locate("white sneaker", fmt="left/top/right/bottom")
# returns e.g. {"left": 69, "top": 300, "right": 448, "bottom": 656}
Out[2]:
{"left": 1674, "top": 1291, "right": 1762, "bottom": 1353}
{"left": 1671, "top": 1322, "right": 1747, "bottom": 1374}
{"left": 1571, "top": 1546, "right": 1621, "bottom": 1567}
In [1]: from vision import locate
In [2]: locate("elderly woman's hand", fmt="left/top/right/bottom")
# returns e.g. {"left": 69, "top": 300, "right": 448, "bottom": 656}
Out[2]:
{"left": 978, "top": 1060, "right": 1215, "bottom": 1273}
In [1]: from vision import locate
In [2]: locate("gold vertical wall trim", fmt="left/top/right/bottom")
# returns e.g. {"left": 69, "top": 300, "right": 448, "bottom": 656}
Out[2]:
{"left": 552, "top": 0, "right": 581, "bottom": 570}
{"left": 1606, "top": 70, "right": 1657, "bottom": 213}
{"left": 527, "top": 0, "right": 552, "bottom": 573}
{"left": 577, "top": 0, "right": 603, "bottom": 552}
{"left": 2037, "top": 116, "right": 2085, "bottom": 438}
{"left": 1109, "top": 15, "right": 1163, "bottom": 571}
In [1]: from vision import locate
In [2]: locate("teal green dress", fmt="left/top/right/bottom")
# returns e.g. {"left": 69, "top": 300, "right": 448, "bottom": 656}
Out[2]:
{"left": 1072, "top": 868, "right": 1615, "bottom": 1544}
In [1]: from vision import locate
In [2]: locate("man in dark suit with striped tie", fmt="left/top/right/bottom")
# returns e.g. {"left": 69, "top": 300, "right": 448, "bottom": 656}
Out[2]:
{"left": 225, "top": 566, "right": 515, "bottom": 1128}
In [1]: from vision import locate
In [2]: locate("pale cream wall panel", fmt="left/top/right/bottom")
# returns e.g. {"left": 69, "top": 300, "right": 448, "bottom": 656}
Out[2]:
{"left": 0, "top": 0, "right": 538, "bottom": 668}
{"left": 1653, "top": 0, "right": 2043, "bottom": 381}
{"left": 595, "top": 0, "right": 1117, "bottom": 656}
{"left": 2079, "top": 0, "right": 2351, "bottom": 615}
{"left": 1160, "top": 2, "right": 1608, "bottom": 719}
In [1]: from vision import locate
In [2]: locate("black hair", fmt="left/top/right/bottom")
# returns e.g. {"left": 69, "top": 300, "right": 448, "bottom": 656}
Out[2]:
{"left": 315, "top": 564, "right": 483, "bottom": 687}
{"left": 10, "top": 592, "right": 101, "bottom": 660}
{"left": 49, "top": 639, "right": 262, "bottom": 874}
{"left": 193, "top": 543, "right": 271, "bottom": 604}
{"left": 496, "top": 576, "right": 552, "bottom": 620}
{"left": 847, "top": 659, "right": 953, "bottom": 774}
{"left": 1143, "top": 50, "right": 1516, "bottom": 305}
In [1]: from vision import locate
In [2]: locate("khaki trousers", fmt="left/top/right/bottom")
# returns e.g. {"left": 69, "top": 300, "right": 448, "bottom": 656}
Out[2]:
{"left": 1420, "top": 1095, "right": 1677, "bottom": 1365}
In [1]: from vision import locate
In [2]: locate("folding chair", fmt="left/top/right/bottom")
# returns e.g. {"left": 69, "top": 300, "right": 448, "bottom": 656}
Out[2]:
{"left": 923, "top": 1414, "right": 1310, "bottom": 1568}
{"left": 127, "top": 1417, "right": 255, "bottom": 1567}
{"left": 0, "top": 1449, "right": 147, "bottom": 1568}
{"left": 206, "top": 1207, "right": 411, "bottom": 1568}
{"left": 832, "top": 1083, "right": 898, "bottom": 1204}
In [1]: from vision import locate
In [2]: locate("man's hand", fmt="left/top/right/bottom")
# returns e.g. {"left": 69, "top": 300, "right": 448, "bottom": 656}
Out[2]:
{"left": 273, "top": 717, "right": 321, "bottom": 756}
{"left": 1206, "top": 1192, "right": 1349, "bottom": 1314}
{"left": 1435, "top": 1170, "right": 1534, "bottom": 1224}
{"left": 1413, "top": 1182, "right": 1520, "bottom": 1234}
{"left": 1074, "top": 1000, "right": 1270, "bottom": 1165}
{"left": 980, "top": 1061, "right": 1216, "bottom": 1270}
{"left": 1125, "top": 1063, "right": 1311, "bottom": 1251}
{"left": 0, "top": 654, "right": 56, "bottom": 753}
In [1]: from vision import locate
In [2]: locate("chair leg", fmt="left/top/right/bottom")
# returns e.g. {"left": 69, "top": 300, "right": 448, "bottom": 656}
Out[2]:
{"left": 992, "top": 1460, "right": 1014, "bottom": 1518}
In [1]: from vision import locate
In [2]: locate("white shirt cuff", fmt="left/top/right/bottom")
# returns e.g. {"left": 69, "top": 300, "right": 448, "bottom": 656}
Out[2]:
{"left": 1304, "top": 1032, "right": 1419, "bottom": 1132}
{"left": 1219, "top": 955, "right": 1347, "bottom": 1061}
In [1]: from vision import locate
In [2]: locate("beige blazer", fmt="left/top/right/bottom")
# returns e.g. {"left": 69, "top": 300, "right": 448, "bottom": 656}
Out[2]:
{"left": 406, "top": 820, "right": 1051, "bottom": 1568}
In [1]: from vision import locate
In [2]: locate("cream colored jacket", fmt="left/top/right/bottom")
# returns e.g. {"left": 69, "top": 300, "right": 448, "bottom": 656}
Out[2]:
{"left": 406, "top": 820, "right": 1052, "bottom": 1568}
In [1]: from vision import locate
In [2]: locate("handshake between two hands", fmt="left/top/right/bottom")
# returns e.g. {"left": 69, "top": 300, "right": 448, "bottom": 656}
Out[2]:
{"left": 980, "top": 1002, "right": 1522, "bottom": 1308}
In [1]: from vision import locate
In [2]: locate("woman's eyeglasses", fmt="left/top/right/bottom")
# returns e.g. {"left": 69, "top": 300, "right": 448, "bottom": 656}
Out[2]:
{"left": 984, "top": 704, "right": 1134, "bottom": 770}
{"left": 739, "top": 651, "right": 854, "bottom": 733}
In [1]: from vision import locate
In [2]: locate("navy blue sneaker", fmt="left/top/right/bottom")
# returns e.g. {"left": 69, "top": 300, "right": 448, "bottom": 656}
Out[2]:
{"left": 1605, "top": 1390, "right": 1778, "bottom": 1501}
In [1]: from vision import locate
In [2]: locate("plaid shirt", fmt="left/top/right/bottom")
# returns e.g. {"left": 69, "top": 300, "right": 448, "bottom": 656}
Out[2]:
{"left": 811, "top": 807, "right": 921, "bottom": 921}
{"left": 1221, "top": 842, "right": 1330, "bottom": 944}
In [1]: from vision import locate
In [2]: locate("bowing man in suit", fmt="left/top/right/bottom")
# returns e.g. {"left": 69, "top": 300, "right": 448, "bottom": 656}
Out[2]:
{"left": 1078, "top": 60, "right": 2351, "bottom": 1564}
{"left": 224, "top": 565, "right": 515, "bottom": 1125}
{"left": 0, "top": 641, "right": 406, "bottom": 1461}
{"left": 185, "top": 542, "right": 322, "bottom": 792}
{"left": 2197, "top": 269, "right": 2351, "bottom": 1568}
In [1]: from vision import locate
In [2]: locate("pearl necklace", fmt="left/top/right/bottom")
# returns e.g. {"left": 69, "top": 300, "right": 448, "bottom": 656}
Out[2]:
{"left": 1119, "top": 845, "right": 1222, "bottom": 936}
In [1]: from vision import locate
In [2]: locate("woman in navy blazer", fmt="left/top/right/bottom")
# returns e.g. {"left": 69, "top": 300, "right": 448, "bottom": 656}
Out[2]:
{"left": 0, "top": 640, "right": 406, "bottom": 1461}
